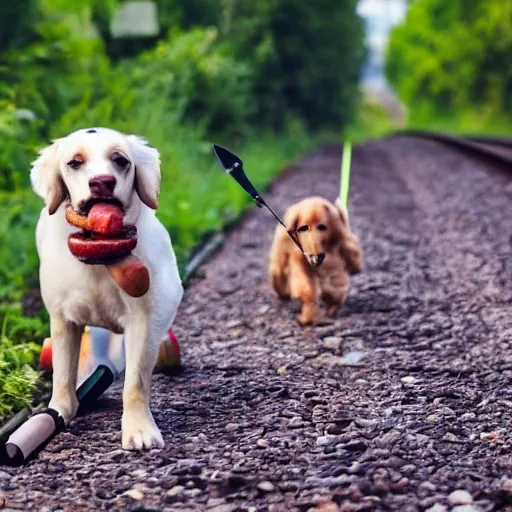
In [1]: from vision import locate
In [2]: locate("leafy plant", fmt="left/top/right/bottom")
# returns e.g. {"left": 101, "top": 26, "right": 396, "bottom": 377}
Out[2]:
{"left": 386, "top": 0, "right": 512, "bottom": 128}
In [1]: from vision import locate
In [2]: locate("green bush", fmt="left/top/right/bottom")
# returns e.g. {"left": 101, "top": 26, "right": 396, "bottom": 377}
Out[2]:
{"left": 220, "top": 0, "right": 366, "bottom": 131}
{"left": 386, "top": 0, "right": 512, "bottom": 120}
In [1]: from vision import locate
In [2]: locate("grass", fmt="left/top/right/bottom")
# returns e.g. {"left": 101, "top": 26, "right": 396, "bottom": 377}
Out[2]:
{"left": 344, "top": 94, "right": 405, "bottom": 144}
{"left": 0, "top": 112, "right": 316, "bottom": 422}
{"left": 403, "top": 102, "right": 512, "bottom": 137}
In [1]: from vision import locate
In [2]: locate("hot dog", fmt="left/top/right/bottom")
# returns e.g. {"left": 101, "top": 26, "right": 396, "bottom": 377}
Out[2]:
{"left": 65, "top": 204, "right": 124, "bottom": 236}
{"left": 65, "top": 203, "right": 150, "bottom": 297}
{"left": 107, "top": 255, "right": 150, "bottom": 297}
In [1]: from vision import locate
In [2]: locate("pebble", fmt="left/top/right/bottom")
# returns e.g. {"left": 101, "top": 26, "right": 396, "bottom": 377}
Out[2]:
{"left": 326, "top": 423, "right": 343, "bottom": 435}
{"left": 425, "top": 505, "right": 447, "bottom": 512}
{"left": 257, "top": 439, "right": 269, "bottom": 448}
{"left": 342, "top": 351, "right": 367, "bottom": 365}
{"left": 355, "top": 418, "right": 378, "bottom": 428}
{"left": 131, "top": 469, "right": 148, "bottom": 479}
{"left": 209, "top": 504, "right": 237, "bottom": 512}
{"left": 448, "top": 490, "right": 473, "bottom": 505}
{"left": 323, "top": 336, "right": 343, "bottom": 350}
{"left": 460, "top": 412, "right": 476, "bottom": 421}
{"left": 123, "top": 489, "right": 144, "bottom": 501}
{"left": 401, "top": 376, "right": 417, "bottom": 384}
{"left": 257, "top": 481, "right": 275, "bottom": 492}
{"left": 443, "top": 432, "right": 460, "bottom": 442}
{"left": 225, "top": 423, "right": 240, "bottom": 432}
{"left": 0, "top": 471, "right": 11, "bottom": 480}
{"left": 307, "top": 501, "right": 340, "bottom": 512}
{"left": 288, "top": 416, "right": 304, "bottom": 428}
{"left": 503, "top": 478, "right": 512, "bottom": 492}
{"left": 419, "top": 481, "right": 437, "bottom": 492}
{"left": 165, "top": 485, "right": 185, "bottom": 502}
{"left": 277, "top": 366, "right": 288, "bottom": 376}
{"left": 452, "top": 506, "right": 481, "bottom": 512}
{"left": 316, "top": 436, "right": 333, "bottom": 446}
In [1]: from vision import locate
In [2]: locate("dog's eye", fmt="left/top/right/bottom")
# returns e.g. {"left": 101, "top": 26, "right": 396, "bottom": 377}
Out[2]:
{"left": 297, "top": 225, "right": 309, "bottom": 232}
{"left": 67, "top": 159, "right": 83, "bottom": 170}
{"left": 317, "top": 224, "right": 327, "bottom": 231}
{"left": 112, "top": 153, "right": 130, "bottom": 169}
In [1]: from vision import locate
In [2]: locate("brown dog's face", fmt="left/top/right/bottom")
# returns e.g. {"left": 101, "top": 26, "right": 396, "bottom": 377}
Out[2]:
{"left": 285, "top": 197, "right": 344, "bottom": 267}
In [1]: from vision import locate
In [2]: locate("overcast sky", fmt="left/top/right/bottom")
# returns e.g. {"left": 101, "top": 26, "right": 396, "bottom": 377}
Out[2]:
{"left": 357, "top": 0, "right": 407, "bottom": 26}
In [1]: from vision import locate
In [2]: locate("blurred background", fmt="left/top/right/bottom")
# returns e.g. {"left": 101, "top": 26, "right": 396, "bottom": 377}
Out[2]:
{"left": 0, "top": 0, "right": 510, "bottom": 419}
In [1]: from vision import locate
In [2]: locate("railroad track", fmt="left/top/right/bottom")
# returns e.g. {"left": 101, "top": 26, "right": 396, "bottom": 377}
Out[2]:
{"left": 397, "top": 129, "right": 512, "bottom": 167}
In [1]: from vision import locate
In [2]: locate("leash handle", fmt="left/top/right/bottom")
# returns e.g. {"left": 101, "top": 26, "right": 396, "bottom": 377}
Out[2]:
{"left": 340, "top": 141, "right": 352, "bottom": 208}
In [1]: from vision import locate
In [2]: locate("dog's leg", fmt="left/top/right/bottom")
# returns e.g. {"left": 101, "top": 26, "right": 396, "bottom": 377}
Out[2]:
{"left": 122, "top": 316, "right": 164, "bottom": 450}
{"left": 321, "top": 279, "right": 349, "bottom": 317}
{"left": 289, "top": 253, "right": 319, "bottom": 325}
{"left": 48, "top": 314, "right": 82, "bottom": 424}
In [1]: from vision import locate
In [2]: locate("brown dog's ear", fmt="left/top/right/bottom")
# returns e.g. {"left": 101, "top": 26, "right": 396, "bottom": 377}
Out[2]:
{"left": 30, "top": 139, "right": 67, "bottom": 215}
{"left": 126, "top": 135, "right": 161, "bottom": 210}
{"left": 333, "top": 198, "right": 351, "bottom": 230}
{"left": 327, "top": 200, "right": 363, "bottom": 274}
{"left": 284, "top": 205, "right": 300, "bottom": 233}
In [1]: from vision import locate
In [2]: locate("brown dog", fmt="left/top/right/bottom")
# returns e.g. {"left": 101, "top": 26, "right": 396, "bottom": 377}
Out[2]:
{"left": 269, "top": 196, "right": 363, "bottom": 325}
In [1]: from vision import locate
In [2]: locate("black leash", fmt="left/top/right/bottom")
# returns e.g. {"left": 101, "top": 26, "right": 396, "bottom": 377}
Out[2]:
{"left": 212, "top": 144, "right": 304, "bottom": 253}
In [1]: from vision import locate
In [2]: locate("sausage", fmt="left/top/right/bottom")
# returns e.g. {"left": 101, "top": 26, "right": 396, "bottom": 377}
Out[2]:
{"left": 67, "top": 230, "right": 137, "bottom": 264}
{"left": 65, "top": 204, "right": 149, "bottom": 297}
{"left": 65, "top": 204, "right": 124, "bottom": 236}
{"left": 107, "top": 255, "right": 150, "bottom": 297}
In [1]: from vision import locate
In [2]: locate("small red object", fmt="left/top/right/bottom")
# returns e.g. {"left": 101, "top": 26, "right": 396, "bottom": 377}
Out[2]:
{"left": 155, "top": 329, "right": 181, "bottom": 370}
{"left": 38, "top": 338, "right": 53, "bottom": 371}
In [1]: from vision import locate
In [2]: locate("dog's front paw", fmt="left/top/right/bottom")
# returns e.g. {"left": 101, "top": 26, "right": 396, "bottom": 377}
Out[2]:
{"left": 48, "top": 391, "right": 79, "bottom": 425}
{"left": 298, "top": 308, "right": 320, "bottom": 325}
{"left": 122, "top": 413, "right": 164, "bottom": 450}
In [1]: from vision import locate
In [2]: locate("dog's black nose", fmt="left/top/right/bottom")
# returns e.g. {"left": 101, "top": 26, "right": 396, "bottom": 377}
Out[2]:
{"left": 89, "top": 175, "right": 116, "bottom": 198}
{"left": 317, "top": 253, "right": 325, "bottom": 265}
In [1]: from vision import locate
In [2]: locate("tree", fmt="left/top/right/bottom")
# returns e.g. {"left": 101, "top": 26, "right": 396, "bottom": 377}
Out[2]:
{"left": 386, "top": 0, "right": 512, "bottom": 114}
{"left": 223, "top": 0, "right": 366, "bottom": 130}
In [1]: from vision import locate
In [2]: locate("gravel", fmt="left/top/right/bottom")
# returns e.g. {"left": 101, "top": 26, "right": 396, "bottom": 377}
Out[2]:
{"left": 2, "top": 137, "right": 512, "bottom": 511}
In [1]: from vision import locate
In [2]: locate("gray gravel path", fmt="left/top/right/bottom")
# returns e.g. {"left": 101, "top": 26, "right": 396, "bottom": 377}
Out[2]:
{"left": 2, "top": 137, "right": 512, "bottom": 512}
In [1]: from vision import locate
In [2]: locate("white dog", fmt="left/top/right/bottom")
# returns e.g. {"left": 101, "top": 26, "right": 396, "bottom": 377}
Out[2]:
{"left": 31, "top": 127, "right": 183, "bottom": 450}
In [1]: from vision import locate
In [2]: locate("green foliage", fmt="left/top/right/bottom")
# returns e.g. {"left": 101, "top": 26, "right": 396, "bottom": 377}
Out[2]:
{"left": 0, "top": 316, "right": 44, "bottom": 421}
{"left": 128, "top": 27, "right": 254, "bottom": 137}
{"left": 221, "top": 0, "right": 366, "bottom": 131}
{"left": 386, "top": 0, "right": 512, "bottom": 123}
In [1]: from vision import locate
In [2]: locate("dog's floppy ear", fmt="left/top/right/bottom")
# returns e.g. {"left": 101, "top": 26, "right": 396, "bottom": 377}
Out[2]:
{"left": 30, "top": 139, "right": 67, "bottom": 215}
{"left": 284, "top": 205, "right": 300, "bottom": 233}
{"left": 329, "top": 199, "right": 363, "bottom": 274}
{"left": 127, "top": 135, "right": 161, "bottom": 210}
{"left": 333, "top": 198, "right": 351, "bottom": 230}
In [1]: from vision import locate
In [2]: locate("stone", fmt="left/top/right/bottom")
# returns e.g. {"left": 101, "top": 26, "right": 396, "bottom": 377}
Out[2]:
{"left": 257, "top": 481, "right": 275, "bottom": 492}
{"left": 123, "top": 489, "right": 144, "bottom": 501}
{"left": 323, "top": 337, "right": 343, "bottom": 350}
{"left": 165, "top": 485, "right": 185, "bottom": 503}
{"left": 425, "top": 505, "right": 447, "bottom": 512}
{"left": 448, "top": 490, "right": 473, "bottom": 505}
{"left": 452, "top": 506, "right": 481, "bottom": 512}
